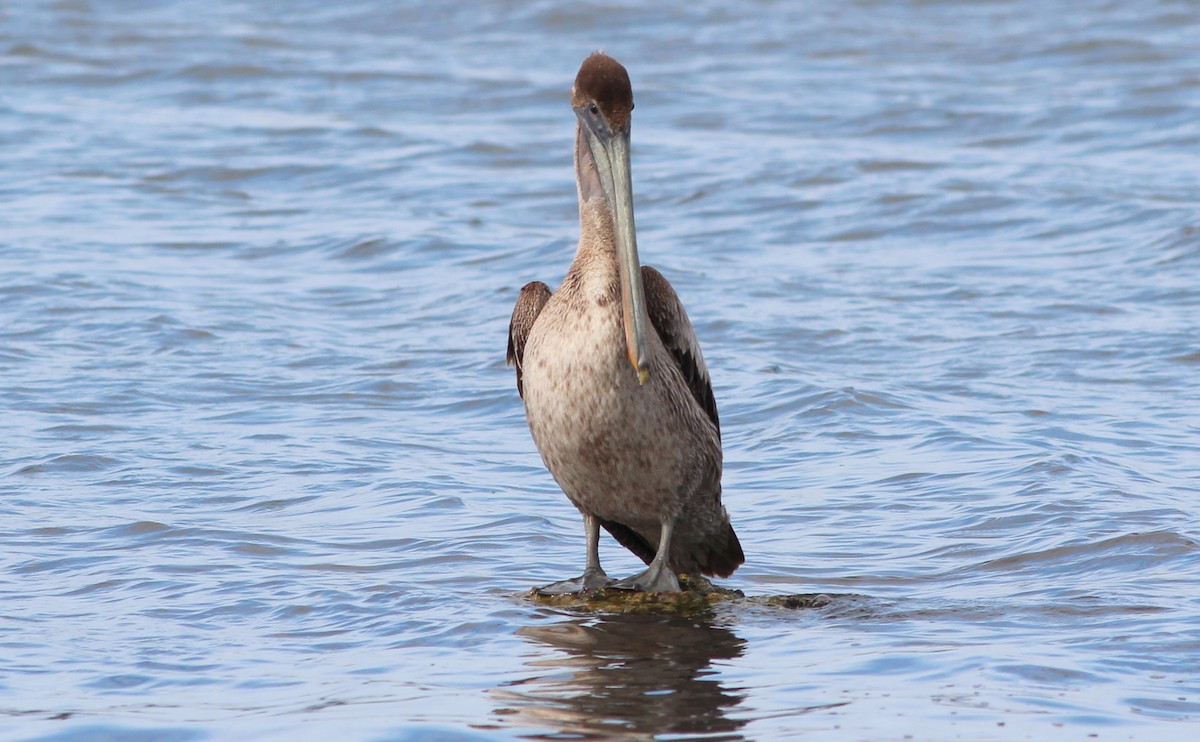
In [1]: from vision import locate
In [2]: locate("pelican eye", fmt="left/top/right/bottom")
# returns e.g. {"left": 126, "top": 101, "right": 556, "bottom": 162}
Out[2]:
{"left": 589, "top": 102, "right": 599, "bottom": 116}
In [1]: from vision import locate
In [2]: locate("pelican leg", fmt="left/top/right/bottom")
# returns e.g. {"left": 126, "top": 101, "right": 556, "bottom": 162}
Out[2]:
{"left": 612, "top": 518, "right": 682, "bottom": 593}
{"left": 536, "top": 514, "right": 614, "bottom": 595}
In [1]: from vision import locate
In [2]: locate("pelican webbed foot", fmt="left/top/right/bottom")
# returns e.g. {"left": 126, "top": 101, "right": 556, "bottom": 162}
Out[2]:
{"left": 611, "top": 562, "right": 681, "bottom": 593}
{"left": 535, "top": 568, "right": 614, "bottom": 596}
{"left": 610, "top": 518, "right": 682, "bottom": 593}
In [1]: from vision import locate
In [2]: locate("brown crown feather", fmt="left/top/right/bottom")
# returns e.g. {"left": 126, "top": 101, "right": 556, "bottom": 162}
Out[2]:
{"left": 571, "top": 51, "right": 634, "bottom": 132}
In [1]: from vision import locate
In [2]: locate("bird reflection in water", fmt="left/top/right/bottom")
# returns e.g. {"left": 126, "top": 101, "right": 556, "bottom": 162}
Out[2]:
{"left": 493, "top": 613, "right": 748, "bottom": 740}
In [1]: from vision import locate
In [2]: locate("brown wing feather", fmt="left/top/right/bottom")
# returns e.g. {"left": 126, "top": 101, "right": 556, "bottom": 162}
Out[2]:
{"left": 640, "top": 267, "right": 742, "bottom": 577}
{"left": 602, "top": 507, "right": 744, "bottom": 577}
{"left": 607, "top": 461, "right": 744, "bottom": 577}
{"left": 507, "top": 281, "right": 552, "bottom": 398}
{"left": 641, "top": 266, "right": 720, "bottom": 438}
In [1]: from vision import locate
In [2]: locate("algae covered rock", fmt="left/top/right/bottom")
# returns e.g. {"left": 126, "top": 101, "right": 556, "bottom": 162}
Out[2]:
{"left": 527, "top": 574, "right": 744, "bottom": 615}
{"left": 528, "top": 575, "right": 840, "bottom": 615}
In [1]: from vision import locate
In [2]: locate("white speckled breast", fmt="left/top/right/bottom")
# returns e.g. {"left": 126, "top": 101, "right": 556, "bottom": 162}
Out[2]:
{"left": 521, "top": 266, "right": 713, "bottom": 530}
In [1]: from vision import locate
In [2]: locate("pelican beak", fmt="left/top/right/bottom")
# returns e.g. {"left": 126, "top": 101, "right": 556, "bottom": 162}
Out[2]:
{"left": 580, "top": 121, "right": 651, "bottom": 385}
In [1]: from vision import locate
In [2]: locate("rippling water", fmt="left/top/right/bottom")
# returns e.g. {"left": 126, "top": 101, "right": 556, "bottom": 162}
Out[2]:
{"left": 3, "top": 1, "right": 1199, "bottom": 739}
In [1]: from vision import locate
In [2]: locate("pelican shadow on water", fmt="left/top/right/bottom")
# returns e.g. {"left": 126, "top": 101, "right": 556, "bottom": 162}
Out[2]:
{"left": 507, "top": 52, "right": 743, "bottom": 594}
{"left": 495, "top": 614, "right": 748, "bottom": 737}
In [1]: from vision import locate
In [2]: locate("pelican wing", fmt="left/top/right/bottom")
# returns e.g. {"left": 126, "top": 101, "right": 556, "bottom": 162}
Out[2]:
{"left": 507, "top": 281, "right": 552, "bottom": 398}
{"left": 641, "top": 266, "right": 719, "bottom": 438}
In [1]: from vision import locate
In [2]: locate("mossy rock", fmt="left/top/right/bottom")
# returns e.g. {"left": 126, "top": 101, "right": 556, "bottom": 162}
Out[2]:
{"left": 527, "top": 574, "right": 836, "bottom": 615}
{"left": 761, "top": 593, "right": 834, "bottom": 610}
{"left": 527, "top": 574, "right": 740, "bottom": 614}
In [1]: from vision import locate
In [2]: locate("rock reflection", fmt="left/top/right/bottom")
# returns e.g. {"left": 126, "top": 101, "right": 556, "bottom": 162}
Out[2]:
{"left": 495, "top": 613, "right": 748, "bottom": 740}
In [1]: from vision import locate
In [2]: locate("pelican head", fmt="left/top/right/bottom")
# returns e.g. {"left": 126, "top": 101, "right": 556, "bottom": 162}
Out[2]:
{"left": 571, "top": 52, "right": 650, "bottom": 385}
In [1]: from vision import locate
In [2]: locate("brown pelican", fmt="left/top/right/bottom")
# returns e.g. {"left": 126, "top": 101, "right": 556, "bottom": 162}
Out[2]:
{"left": 507, "top": 52, "right": 743, "bottom": 593}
